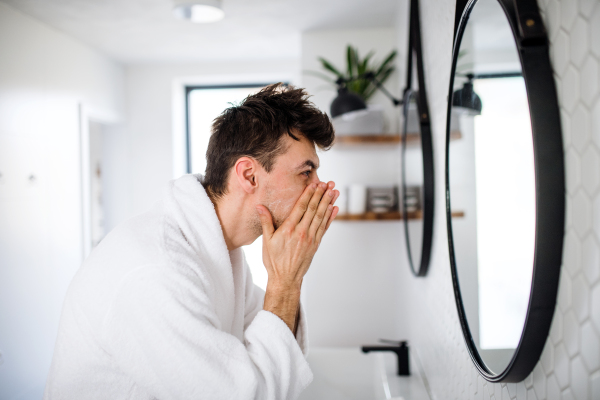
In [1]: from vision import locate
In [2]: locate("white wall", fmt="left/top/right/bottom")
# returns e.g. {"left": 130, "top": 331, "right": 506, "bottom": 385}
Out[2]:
{"left": 300, "top": 27, "right": 408, "bottom": 346}
{"left": 399, "top": 0, "right": 600, "bottom": 399}
{"left": 0, "top": 3, "right": 125, "bottom": 399}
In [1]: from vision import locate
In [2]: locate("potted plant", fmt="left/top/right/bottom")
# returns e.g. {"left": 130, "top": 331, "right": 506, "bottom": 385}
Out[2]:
{"left": 309, "top": 45, "right": 397, "bottom": 135}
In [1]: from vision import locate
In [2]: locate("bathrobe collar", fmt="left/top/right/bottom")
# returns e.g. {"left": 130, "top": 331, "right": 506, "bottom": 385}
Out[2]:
{"left": 162, "top": 174, "right": 240, "bottom": 332}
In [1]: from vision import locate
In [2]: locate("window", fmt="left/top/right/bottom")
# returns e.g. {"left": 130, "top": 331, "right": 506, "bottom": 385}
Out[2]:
{"left": 186, "top": 84, "right": 273, "bottom": 290}
{"left": 473, "top": 77, "right": 535, "bottom": 350}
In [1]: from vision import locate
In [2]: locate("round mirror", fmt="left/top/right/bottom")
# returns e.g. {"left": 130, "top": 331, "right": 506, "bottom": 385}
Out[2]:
{"left": 401, "top": 90, "right": 433, "bottom": 276}
{"left": 446, "top": 0, "right": 565, "bottom": 382}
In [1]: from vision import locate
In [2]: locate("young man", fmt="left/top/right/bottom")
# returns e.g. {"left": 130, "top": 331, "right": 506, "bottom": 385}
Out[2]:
{"left": 44, "top": 84, "right": 339, "bottom": 400}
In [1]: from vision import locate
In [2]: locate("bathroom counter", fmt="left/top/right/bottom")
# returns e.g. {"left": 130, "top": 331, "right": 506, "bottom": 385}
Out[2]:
{"left": 297, "top": 347, "right": 430, "bottom": 400}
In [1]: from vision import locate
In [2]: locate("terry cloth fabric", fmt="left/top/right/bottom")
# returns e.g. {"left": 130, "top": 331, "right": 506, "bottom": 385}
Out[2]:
{"left": 44, "top": 174, "right": 312, "bottom": 400}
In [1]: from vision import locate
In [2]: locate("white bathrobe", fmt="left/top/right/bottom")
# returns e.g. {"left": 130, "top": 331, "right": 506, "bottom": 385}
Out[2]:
{"left": 44, "top": 174, "right": 313, "bottom": 400}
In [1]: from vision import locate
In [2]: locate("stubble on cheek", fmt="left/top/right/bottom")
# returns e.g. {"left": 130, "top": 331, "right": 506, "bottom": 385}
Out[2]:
{"left": 263, "top": 186, "right": 301, "bottom": 230}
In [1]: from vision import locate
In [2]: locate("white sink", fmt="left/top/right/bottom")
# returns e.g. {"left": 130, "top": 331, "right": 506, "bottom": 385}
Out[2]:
{"left": 297, "top": 347, "right": 430, "bottom": 400}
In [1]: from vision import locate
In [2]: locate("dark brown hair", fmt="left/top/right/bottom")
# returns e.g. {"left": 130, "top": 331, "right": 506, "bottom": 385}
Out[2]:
{"left": 203, "top": 83, "right": 335, "bottom": 198}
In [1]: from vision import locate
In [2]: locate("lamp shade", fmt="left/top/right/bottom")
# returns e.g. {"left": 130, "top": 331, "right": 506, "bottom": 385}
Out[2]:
{"left": 452, "top": 81, "right": 482, "bottom": 115}
{"left": 330, "top": 88, "right": 367, "bottom": 118}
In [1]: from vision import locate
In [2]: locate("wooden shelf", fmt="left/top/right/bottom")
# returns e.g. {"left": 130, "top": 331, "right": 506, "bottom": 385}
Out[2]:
{"left": 334, "top": 130, "right": 462, "bottom": 145}
{"left": 335, "top": 210, "right": 465, "bottom": 221}
{"left": 335, "top": 135, "right": 400, "bottom": 144}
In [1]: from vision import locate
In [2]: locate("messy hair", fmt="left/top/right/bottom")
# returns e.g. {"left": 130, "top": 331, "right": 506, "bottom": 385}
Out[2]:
{"left": 203, "top": 83, "right": 335, "bottom": 198}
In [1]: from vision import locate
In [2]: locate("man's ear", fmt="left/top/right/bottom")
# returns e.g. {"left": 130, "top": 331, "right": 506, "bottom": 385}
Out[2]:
{"left": 234, "top": 157, "right": 259, "bottom": 194}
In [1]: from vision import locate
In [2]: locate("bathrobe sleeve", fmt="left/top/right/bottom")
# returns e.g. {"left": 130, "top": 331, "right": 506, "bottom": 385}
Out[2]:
{"left": 242, "top": 261, "right": 309, "bottom": 357}
{"left": 101, "top": 265, "right": 313, "bottom": 400}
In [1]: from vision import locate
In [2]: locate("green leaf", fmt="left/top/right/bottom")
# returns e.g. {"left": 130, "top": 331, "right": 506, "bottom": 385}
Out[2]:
{"left": 303, "top": 69, "right": 337, "bottom": 84}
{"left": 374, "top": 50, "right": 397, "bottom": 77}
{"left": 358, "top": 51, "right": 374, "bottom": 76}
{"left": 346, "top": 45, "right": 355, "bottom": 78}
{"left": 318, "top": 57, "right": 344, "bottom": 78}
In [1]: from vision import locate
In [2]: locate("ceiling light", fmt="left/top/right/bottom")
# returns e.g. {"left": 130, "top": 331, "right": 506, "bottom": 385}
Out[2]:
{"left": 172, "top": 0, "right": 224, "bottom": 23}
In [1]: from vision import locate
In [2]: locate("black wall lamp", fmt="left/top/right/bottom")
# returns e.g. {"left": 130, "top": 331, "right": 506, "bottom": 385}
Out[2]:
{"left": 452, "top": 72, "right": 523, "bottom": 115}
{"left": 330, "top": 80, "right": 367, "bottom": 118}
{"left": 330, "top": 73, "right": 402, "bottom": 118}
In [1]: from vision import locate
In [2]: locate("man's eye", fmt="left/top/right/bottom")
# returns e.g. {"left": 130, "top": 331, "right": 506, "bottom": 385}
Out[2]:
{"left": 302, "top": 170, "right": 311, "bottom": 177}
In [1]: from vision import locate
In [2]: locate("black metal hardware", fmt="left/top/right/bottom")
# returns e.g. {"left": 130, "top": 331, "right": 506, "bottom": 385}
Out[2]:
{"left": 361, "top": 340, "right": 410, "bottom": 376}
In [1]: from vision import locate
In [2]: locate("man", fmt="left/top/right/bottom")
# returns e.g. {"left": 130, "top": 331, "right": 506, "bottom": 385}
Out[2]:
{"left": 44, "top": 83, "right": 339, "bottom": 400}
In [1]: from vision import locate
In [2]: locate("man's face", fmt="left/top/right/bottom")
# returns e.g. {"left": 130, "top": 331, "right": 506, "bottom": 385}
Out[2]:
{"left": 256, "top": 134, "right": 321, "bottom": 230}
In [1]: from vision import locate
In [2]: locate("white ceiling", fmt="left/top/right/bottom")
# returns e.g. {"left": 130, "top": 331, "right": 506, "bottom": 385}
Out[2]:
{"left": 2, "top": 0, "right": 399, "bottom": 64}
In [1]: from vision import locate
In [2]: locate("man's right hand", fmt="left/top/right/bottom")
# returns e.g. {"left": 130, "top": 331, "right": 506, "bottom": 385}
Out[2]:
{"left": 256, "top": 181, "right": 339, "bottom": 331}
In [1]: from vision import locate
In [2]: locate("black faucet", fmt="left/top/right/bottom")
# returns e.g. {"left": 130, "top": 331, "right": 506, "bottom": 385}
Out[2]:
{"left": 361, "top": 340, "right": 410, "bottom": 376}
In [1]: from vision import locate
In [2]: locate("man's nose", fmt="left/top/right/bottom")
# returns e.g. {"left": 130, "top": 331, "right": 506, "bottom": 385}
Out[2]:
{"left": 311, "top": 173, "right": 320, "bottom": 185}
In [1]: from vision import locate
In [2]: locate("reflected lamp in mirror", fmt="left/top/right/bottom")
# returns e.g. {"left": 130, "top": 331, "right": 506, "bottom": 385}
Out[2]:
{"left": 452, "top": 74, "right": 482, "bottom": 115}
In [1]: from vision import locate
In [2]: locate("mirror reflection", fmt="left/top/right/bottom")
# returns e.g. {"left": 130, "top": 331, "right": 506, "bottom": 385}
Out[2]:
{"left": 448, "top": 0, "right": 536, "bottom": 374}
{"left": 402, "top": 91, "right": 425, "bottom": 273}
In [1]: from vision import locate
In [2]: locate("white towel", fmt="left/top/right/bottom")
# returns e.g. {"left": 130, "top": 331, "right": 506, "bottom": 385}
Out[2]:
{"left": 44, "top": 174, "right": 313, "bottom": 400}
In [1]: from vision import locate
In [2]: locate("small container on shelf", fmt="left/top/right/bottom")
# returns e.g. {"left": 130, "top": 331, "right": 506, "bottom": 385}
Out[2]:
{"left": 402, "top": 186, "right": 422, "bottom": 214}
{"left": 367, "top": 186, "right": 398, "bottom": 213}
{"left": 348, "top": 184, "right": 367, "bottom": 214}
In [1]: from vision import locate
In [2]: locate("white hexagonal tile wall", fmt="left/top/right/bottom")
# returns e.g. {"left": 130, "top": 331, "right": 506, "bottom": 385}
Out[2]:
{"left": 556, "top": 270, "right": 573, "bottom": 310}
{"left": 595, "top": 194, "right": 600, "bottom": 242}
{"left": 542, "top": 340, "right": 555, "bottom": 374}
{"left": 526, "top": 387, "right": 536, "bottom": 400}
{"left": 562, "top": 66, "right": 580, "bottom": 113}
{"left": 582, "top": 236, "right": 600, "bottom": 284}
{"left": 569, "top": 17, "right": 589, "bottom": 67}
{"left": 563, "top": 310, "right": 580, "bottom": 357}
{"left": 580, "top": 321, "right": 600, "bottom": 372}
{"left": 561, "top": 388, "right": 575, "bottom": 400}
{"left": 591, "top": 5, "right": 600, "bottom": 57}
{"left": 517, "top": 381, "right": 527, "bottom": 398}
{"left": 570, "top": 357, "right": 589, "bottom": 400}
{"left": 532, "top": 364, "right": 546, "bottom": 399}
{"left": 546, "top": 0, "right": 561, "bottom": 38}
{"left": 554, "top": 343, "right": 571, "bottom": 389}
{"left": 563, "top": 230, "right": 582, "bottom": 277}
{"left": 581, "top": 147, "right": 600, "bottom": 195}
{"left": 507, "top": 382, "right": 517, "bottom": 399}
{"left": 580, "top": 56, "right": 599, "bottom": 107}
{"left": 579, "top": 0, "right": 597, "bottom": 16}
{"left": 572, "top": 274, "right": 590, "bottom": 321}
{"left": 553, "top": 30, "right": 571, "bottom": 75}
{"left": 495, "top": 382, "right": 503, "bottom": 399}
{"left": 551, "top": 308, "right": 565, "bottom": 344}
{"left": 566, "top": 195, "right": 573, "bottom": 230}
{"left": 546, "top": 374, "right": 561, "bottom": 400}
{"left": 591, "top": 284, "right": 600, "bottom": 332}
{"left": 560, "top": 0, "right": 579, "bottom": 29}
{"left": 571, "top": 104, "right": 590, "bottom": 153}
{"left": 592, "top": 372, "right": 600, "bottom": 400}
{"left": 565, "top": 149, "right": 581, "bottom": 195}
{"left": 592, "top": 99, "right": 600, "bottom": 148}
{"left": 572, "top": 190, "right": 592, "bottom": 238}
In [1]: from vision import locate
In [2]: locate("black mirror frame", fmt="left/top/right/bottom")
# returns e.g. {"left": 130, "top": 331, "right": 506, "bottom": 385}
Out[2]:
{"left": 401, "top": 0, "right": 435, "bottom": 277}
{"left": 445, "top": 0, "right": 565, "bottom": 382}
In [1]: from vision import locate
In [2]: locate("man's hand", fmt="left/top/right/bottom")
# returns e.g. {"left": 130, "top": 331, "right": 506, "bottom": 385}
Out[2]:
{"left": 256, "top": 181, "right": 339, "bottom": 331}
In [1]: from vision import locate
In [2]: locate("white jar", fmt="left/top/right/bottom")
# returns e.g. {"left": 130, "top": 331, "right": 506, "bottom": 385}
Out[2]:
{"left": 348, "top": 184, "right": 367, "bottom": 214}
